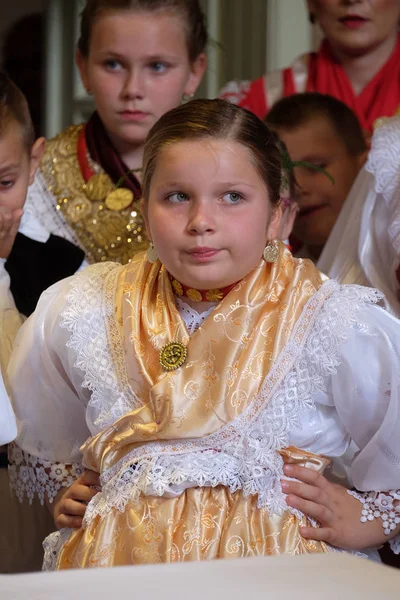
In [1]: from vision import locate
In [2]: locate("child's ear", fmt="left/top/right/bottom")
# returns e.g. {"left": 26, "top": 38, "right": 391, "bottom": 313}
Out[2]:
{"left": 266, "top": 202, "right": 283, "bottom": 241}
{"left": 184, "top": 53, "right": 207, "bottom": 97}
{"left": 28, "top": 137, "right": 46, "bottom": 185}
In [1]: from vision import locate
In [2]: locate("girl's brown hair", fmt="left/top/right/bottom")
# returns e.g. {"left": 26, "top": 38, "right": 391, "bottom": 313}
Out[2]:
{"left": 142, "top": 98, "right": 282, "bottom": 207}
{"left": 78, "top": 0, "right": 208, "bottom": 62}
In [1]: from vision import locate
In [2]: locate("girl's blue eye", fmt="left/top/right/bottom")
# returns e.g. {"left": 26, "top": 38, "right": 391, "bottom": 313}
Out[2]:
{"left": 167, "top": 192, "right": 189, "bottom": 203}
{"left": 222, "top": 192, "right": 243, "bottom": 204}
{"left": 104, "top": 59, "right": 122, "bottom": 71}
{"left": 150, "top": 62, "right": 168, "bottom": 74}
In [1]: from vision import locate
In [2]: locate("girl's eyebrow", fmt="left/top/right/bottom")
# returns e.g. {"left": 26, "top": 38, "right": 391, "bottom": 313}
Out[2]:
{"left": 0, "top": 162, "right": 20, "bottom": 174}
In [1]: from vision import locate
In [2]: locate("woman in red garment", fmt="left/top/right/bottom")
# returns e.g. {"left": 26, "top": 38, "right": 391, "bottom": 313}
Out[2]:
{"left": 220, "top": 0, "right": 400, "bottom": 135}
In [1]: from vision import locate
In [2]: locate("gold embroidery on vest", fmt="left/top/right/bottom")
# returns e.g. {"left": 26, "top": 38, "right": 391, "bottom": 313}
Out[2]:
{"left": 40, "top": 124, "right": 148, "bottom": 264}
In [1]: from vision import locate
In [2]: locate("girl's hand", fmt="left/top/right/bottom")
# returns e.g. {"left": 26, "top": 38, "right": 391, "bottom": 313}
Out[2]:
{"left": 52, "top": 470, "right": 100, "bottom": 530}
{"left": 0, "top": 207, "right": 23, "bottom": 259}
{"left": 281, "top": 464, "right": 397, "bottom": 550}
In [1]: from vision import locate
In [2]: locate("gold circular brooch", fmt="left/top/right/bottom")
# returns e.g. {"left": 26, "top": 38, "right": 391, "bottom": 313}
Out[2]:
{"left": 159, "top": 342, "right": 187, "bottom": 371}
{"left": 105, "top": 188, "right": 134, "bottom": 211}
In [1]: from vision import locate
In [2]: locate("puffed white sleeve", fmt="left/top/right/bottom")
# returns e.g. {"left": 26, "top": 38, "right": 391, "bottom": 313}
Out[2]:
{"left": 330, "top": 303, "right": 400, "bottom": 552}
{"left": 7, "top": 277, "right": 91, "bottom": 503}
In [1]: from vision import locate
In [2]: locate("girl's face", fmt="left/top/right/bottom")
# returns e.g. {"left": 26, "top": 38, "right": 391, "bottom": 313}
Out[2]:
{"left": 145, "top": 139, "right": 282, "bottom": 291}
{"left": 77, "top": 10, "right": 206, "bottom": 153}
{"left": 307, "top": 0, "right": 400, "bottom": 56}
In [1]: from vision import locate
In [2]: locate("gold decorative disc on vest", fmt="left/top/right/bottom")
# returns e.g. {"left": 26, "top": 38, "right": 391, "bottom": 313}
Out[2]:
{"left": 105, "top": 188, "right": 134, "bottom": 211}
{"left": 85, "top": 173, "right": 113, "bottom": 202}
{"left": 159, "top": 342, "right": 187, "bottom": 371}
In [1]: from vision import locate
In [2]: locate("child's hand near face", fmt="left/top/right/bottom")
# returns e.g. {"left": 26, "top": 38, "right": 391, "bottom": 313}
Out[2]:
{"left": 0, "top": 206, "right": 23, "bottom": 259}
{"left": 51, "top": 470, "right": 100, "bottom": 530}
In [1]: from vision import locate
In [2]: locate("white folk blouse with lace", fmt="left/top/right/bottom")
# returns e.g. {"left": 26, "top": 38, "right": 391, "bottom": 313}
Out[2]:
{"left": 7, "top": 264, "right": 400, "bottom": 554}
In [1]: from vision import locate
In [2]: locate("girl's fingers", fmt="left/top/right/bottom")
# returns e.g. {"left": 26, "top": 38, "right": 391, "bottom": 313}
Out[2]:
{"left": 286, "top": 495, "right": 332, "bottom": 524}
{"left": 70, "top": 483, "right": 99, "bottom": 503}
{"left": 300, "top": 526, "right": 334, "bottom": 544}
{"left": 62, "top": 498, "right": 88, "bottom": 517}
{"left": 281, "top": 479, "right": 329, "bottom": 507}
{"left": 56, "top": 513, "right": 83, "bottom": 529}
{"left": 283, "top": 464, "right": 329, "bottom": 490}
{"left": 79, "top": 469, "right": 100, "bottom": 487}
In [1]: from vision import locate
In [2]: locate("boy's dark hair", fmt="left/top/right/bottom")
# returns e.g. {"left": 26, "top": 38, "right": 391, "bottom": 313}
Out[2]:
{"left": 0, "top": 71, "right": 34, "bottom": 148}
{"left": 265, "top": 92, "right": 367, "bottom": 156}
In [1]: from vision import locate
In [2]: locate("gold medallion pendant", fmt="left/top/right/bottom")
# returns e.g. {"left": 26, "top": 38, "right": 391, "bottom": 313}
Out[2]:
{"left": 86, "top": 173, "right": 113, "bottom": 202}
{"left": 105, "top": 188, "right": 134, "bottom": 211}
{"left": 159, "top": 342, "right": 187, "bottom": 371}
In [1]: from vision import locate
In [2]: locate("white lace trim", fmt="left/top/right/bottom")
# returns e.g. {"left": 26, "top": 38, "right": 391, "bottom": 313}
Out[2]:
{"left": 8, "top": 443, "right": 84, "bottom": 505}
{"left": 366, "top": 117, "right": 400, "bottom": 255}
{"left": 349, "top": 489, "right": 400, "bottom": 554}
{"left": 175, "top": 297, "right": 217, "bottom": 334}
{"left": 42, "top": 529, "right": 71, "bottom": 571}
{"left": 82, "top": 283, "right": 382, "bottom": 526}
{"left": 60, "top": 262, "right": 143, "bottom": 430}
{"left": 24, "top": 171, "right": 82, "bottom": 248}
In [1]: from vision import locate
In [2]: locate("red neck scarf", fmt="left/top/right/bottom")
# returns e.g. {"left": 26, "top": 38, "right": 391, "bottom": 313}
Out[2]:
{"left": 85, "top": 111, "right": 142, "bottom": 197}
{"left": 305, "top": 36, "right": 400, "bottom": 134}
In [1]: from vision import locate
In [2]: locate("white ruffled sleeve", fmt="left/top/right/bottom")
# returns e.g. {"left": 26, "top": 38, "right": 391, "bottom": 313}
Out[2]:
{"left": 330, "top": 303, "right": 400, "bottom": 551}
{"left": 7, "top": 277, "right": 91, "bottom": 503}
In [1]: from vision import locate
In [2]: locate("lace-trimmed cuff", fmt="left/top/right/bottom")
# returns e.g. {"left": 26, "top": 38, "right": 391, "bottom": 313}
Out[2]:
{"left": 349, "top": 490, "right": 400, "bottom": 554}
{"left": 8, "top": 443, "right": 84, "bottom": 505}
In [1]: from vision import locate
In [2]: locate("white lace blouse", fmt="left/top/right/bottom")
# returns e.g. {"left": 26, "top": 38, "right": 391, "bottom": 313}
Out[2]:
{"left": 7, "top": 265, "right": 400, "bottom": 553}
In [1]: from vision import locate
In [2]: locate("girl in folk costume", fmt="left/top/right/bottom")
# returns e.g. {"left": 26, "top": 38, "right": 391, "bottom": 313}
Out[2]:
{"left": 8, "top": 99, "right": 400, "bottom": 569}
{"left": 8, "top": 0, "right": 206, "bottom": 317}
{"left": 220, "top": 0, "right": 400, "bottom": 135}
{"left": 318, "top": 114, "right": 400, "bottom": 319}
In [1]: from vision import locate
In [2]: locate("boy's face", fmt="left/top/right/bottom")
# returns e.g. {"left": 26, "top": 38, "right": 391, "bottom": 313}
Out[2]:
{"left": 275, "top": 117, "right": 366, "bottom": 250}
{"left": 0, "top": 120, "right": 44, "bottom": 213}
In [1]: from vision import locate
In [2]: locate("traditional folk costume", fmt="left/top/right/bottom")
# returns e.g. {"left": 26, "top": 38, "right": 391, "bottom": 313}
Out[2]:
{"left": 8, "top": 243, "right": 400, "bottom": 569}
{"left": 318, "top": 116, "right": 400, "bottom": 319}
{"left": 220, "top": 36, "right": 400, "bottom": 134}
{"left": 5, "top": 111, "right": 147, "bottom": 318}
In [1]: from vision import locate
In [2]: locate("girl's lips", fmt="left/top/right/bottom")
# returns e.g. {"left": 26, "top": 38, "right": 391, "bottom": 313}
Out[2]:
{"left": 339, "top": 16, "right": 369, "bottom": 29}
{"left": 187, "top": 248, "right": 221, "bottom": 261}
{"left": 119, "top": 110, "right": 149, "bottom": 122}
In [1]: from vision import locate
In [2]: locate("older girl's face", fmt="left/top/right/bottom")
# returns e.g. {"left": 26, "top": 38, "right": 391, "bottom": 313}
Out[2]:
{"left": 307, "top": 0, "right": 400, "bottom": 56}
{"left": 144, "top": 139, "right": 282, "bottom": 291}
{"left": 77, "top": 10, "right": 206, "bottom": 154}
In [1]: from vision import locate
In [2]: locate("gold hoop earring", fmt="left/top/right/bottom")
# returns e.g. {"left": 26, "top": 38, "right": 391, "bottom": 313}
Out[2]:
{"left": 182, "top": 93, "right": 195, "bottom": 102}
{"left": 146, "top": 242, "right": 159, "bottom": 264}
{"left": 263, "top": 241, "right": 278, "bottom": 264}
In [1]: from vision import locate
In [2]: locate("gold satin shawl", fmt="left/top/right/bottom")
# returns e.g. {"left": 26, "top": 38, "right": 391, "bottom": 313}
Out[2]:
{"left": 83, "top": 243, "right": 325, "bottom": 475}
